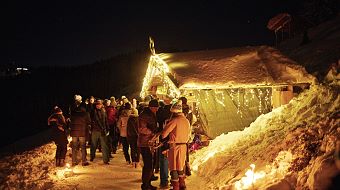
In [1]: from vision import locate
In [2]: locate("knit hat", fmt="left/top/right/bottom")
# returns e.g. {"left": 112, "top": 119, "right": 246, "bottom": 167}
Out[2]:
{"left": 74, "top": 94, "right": 82, "bottom": 102}
{"left": 110, "top": 96, "right": 116, "bottom": 102}
{"left": 148, "top": 99, "right": 159, "bottom": 108}
{"left": 95, "top": 99, "right": 103, "bottom": 105}
{"left": 104, "top": 99, "right": 111, "bottom": 106}
{"left": 170, "top": 100, "right": 182, "bottom": 113}
{"left": 53, "top": 106, "right": 62, "bottom": 113}
{"left": 131, "top": 108, "right": 138, "bottom": 116}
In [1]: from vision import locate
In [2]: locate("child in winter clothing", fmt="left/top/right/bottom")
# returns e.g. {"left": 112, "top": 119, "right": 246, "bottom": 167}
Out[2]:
{"left": 48, "top": 106, "right": 68, "bottom": 167}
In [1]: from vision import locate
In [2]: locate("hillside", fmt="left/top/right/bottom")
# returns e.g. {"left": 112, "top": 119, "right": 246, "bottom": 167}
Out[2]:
{"left": 278, "top": 14, "right": 340, "bottom": 80}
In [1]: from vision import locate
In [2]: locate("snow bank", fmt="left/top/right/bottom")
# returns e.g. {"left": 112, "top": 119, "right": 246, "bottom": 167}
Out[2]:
{"left": 189, "top": 84, "right": 339, "bottom": 189}
{"left": 0, "top": 143, "right": 56, "bottom": 189}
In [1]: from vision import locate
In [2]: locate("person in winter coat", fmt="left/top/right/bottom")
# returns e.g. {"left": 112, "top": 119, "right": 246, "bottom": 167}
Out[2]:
{"left": 86, "top": 96, "right": 95, "bottom": 146}
{"left": 117, "top": 102, "right": 132, "bottom": 164}
{"left": 105, "top": 99, "right": 118, "bottom": 155}
{"left": 161, "top": 100, "right": 191, "bottom": 190}
{"left": 48, "top": 106, "right": 68, "bottom": 167}
{"left": 157, "top": 102, "right": 172, "bottom": 188}
{"left": 90, "top": 99, "right": 110, "bottom": 164}
{"left": 127, "top": 107, "right": 140, "bottom": 168}
{"left": 138, "top": 99, "right": 160, "bottom": 190}
{"left": 178, "top": 96, "right": 195, "bottom": 176}
{"left": 70, "top": 106, "right": 91, "bottom": 166}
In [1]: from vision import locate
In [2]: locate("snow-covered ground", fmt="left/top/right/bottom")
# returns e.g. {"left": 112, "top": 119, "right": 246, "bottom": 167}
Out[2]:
{"left": 0, "top": 144, "right": 161, "bottom": 190}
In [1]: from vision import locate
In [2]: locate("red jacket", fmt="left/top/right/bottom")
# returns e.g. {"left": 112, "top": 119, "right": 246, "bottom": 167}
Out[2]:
{"left": 106, "top": 106, "right": 117, "bottom": 125}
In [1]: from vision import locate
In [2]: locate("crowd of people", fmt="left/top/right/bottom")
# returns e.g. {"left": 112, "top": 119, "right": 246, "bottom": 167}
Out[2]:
{"left": 47, "top": 94, "right": 196, "bottom": 190}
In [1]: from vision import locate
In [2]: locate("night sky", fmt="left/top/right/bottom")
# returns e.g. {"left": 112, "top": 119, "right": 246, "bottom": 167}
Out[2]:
{"left": 5, "top": 0, "right": 301, "bottom": 67}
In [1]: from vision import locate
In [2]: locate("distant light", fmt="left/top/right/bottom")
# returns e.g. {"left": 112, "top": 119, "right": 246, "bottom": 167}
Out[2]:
{"left": 16, "top": 67, "right": 29, "bottom": 71}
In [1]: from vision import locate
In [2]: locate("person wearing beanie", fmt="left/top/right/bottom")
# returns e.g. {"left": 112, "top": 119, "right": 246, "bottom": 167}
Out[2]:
{"left": 48, "top": 106, "right": 68, "bottom": 167}
{"left": 106, "top": 98, "right": 118, "bottom": 155}
{"left": 127, "top": 108, "right": 140, "bottom": 168}
{"left": 157, "top": 101, "right": 172, "bottom": 189}
{"left": 138, "top": 99, "right": 160, "bottom": 190}
{"left": 161, "top": 100, "right": 191, "bottom": 190}
{"left": 70, "top": 106, "right": 91, "bottom": 166}
{"left": 69, "top": 94, "right": 86, "bottom": 116}
{"left": 90, "top": 99, "right": 110, "bottom": 164}
{"left": 179, "top": 96, "right": 195, "bottom": 177}
{"left": 110, "top": 96, "right": 117, "bottom": 107}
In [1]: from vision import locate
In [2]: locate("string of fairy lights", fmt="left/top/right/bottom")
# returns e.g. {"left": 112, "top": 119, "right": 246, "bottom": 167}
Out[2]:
{"left": 190, "top": 88, "right": 273, "bottom": 120}
{"left": 140, "top": 54, "right": 180, "bottom": 98}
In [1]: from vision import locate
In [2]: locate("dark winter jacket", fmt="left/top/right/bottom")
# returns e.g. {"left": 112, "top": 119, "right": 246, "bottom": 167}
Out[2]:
{"left": 91, "top": 108, "right": 109, "bottom": 135}
{"left": 69, "top": 101, "right": 86, "bottom": 116}
{"left": 87, "top": 103, "right": 95, "bottom": 117}
{"left": 48, "top": 113, "right": 67, "bottom": 145}
{"left": 70, "top": 111, "right": 91, "bottom": 137}
{"left": 138, "top": 107, "right": 158, "bottom": 147}
{"left": 182, "top": 104, "right": 194, "bottom": 125}
{"left": 127, "top": 115, "right": 139, "bottom": 141}
{"left": 157, "top": 104, "right": 171, "bottom": 131}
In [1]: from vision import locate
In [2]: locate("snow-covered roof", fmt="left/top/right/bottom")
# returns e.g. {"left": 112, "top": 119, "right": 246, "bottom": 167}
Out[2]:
{"left": 158, "top": 46, "right": 315, "bottom": 89}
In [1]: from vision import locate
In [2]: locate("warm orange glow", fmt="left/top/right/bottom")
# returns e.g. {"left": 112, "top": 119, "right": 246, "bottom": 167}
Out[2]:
{"left": 234, "top": 164, "right": 266, "bottom": 190}
{"left": 56, "top": 163, "right": 74, "bottom": 179}
{"left": 168, "top": 62, "right": 189, "bottom": 69}
{"left": 67, "top": 136, "right": 72, "bottom": 151}
{"left": 158, "top": 53, "right": 172, "bottom": 60}
{"left": 232, "top": 151, "right": 293, "bottom": 189}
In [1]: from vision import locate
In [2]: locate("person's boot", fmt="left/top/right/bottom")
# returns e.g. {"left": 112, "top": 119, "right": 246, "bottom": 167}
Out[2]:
{"left": 141, "top": 183, "right": 157, "bottom": 190}
{"left": 179, "top": 176, "right": 186, "bottom": 190}
{"left": 159, "top": 181, "right": 169, "bottom": 189}
{"left": 55, "top": 158, "right": 60, "bottom": 167}
{"left": 60, "top": 159, "right": 65, "bottom": 167}
{"left": 170, "top": 180, "right": 180, "bottom": 190}
{"left": 148, "top": 183, "right": 157, "bottom": 190}
{"left": 151, "top": 175, "right": 158, "bottom": 181}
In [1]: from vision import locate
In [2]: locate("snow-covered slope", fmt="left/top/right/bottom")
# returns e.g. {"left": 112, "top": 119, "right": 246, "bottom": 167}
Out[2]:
{"left": 279, "top": 14, "right": 340, "bottom": 80}
{"left": 0, "top": 143, "right": 55, "bottom": 189}
{"left": 188, "top": 83, "right": 339, "bottom": 189}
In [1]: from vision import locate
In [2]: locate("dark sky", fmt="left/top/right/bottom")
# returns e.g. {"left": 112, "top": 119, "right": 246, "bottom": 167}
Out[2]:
{"left": 5, "top": 0, "right": 301, "bottom": 67}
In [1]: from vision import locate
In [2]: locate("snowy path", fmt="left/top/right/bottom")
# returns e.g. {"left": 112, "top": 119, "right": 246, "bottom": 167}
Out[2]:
{"left": 0, "top": 140, "right": 200, "bottom": 190}
{"left": 53, "top": 148, "right": 202, "bottom": 190}
{"left": 52, "top": 148, "right": 159, "bottom": 190}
